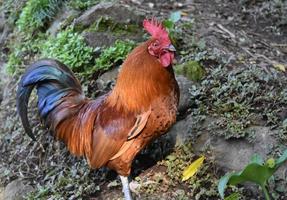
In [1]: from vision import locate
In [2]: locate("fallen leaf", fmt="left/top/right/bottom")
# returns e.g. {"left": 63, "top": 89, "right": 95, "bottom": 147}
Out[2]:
{"left": 182, "top": 156, "right": 205, "bottom": 181}
{"left": 273, "top": 63, "right": 286, "bottom": 72}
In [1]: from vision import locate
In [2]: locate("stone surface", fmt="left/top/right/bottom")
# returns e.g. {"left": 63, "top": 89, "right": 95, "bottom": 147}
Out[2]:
{"left": 74, "top": 2, "right": 144, "bottom": 29}
{"left": 0, "top": 187, "right": 4, "bottom": 200}
{"left": 193, "top": 124, "right": 286, "bottom": 173}
{"left": 166, "top": 114, "right": 193, "bottom": 146}
{"left": 175, "top": 75, "right": 193, "bottom": 115}
{"left": 0, "top": 62, "right": 8, "bottom": 105}
{"left": 83, "top": 32, "right": 118, "bottom": 48}
{"left": 95, "top": 66, "right": 119, "bottom": 90}
{"left": 76, "top": 2, "right": 145, "bottom": 48}
{"left": 47, "top": 6, "right": 80, "bottom": 36}
{"left": 3, "top": 179, "right": 34, "bottom": 200}
{"left": 168, "top": 112, "right": 287, "bottom": 176}
{"left": 83, "top": 31, "right": 142, "bottom": 48}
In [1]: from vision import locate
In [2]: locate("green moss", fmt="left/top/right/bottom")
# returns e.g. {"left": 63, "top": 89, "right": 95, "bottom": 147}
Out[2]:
{"left": 174, "top": 61, "right": 206, "bottom": 81}
{"left": 16, "top": 0, "right": 63, "bottom": 33}
{"left": 41, "top": 28, "right": 95, "bottom": 73}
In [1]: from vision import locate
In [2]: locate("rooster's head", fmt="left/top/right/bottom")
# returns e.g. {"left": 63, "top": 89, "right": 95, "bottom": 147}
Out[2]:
{"left": 143, "top": 18, "right": 176, "bottom": 67}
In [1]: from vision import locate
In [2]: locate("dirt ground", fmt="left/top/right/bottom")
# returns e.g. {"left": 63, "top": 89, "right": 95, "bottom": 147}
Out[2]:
{"left": 0, "top": 0, "right": 286, "bottom": 199}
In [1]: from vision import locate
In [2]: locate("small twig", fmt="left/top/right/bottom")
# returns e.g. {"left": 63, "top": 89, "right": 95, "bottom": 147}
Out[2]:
{"left": 216, "top": 23, "right": 236, "bottom": 38}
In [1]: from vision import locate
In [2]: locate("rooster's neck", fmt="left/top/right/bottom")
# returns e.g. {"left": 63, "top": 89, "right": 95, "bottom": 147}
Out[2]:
{"left": 107, "top": 42, "right": 177, "bottom": 112}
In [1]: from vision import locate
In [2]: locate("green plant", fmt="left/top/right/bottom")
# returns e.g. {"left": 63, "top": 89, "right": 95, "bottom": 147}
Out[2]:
{"left": 16, "top": 0, "right": 63, "bottom": 33}
{"left": 68, "top": 0, "right": 99, "bottom": 10}
{"left": 218, "top": 149, "right": 287, "bottom": 200}
{"left": 94, "top": 40, "right": 135, "bottom": 71}
{"left": 189, "top": 65, "right": 287, "bottom": 139}
{"left": 159, "top": 143, "right": 219, "bottom": 199}
{"left": 41, "top": 28, "right": 95, "bottom": 73}
{"left": 6, "top": 51, "right": 22, "bottom": 74}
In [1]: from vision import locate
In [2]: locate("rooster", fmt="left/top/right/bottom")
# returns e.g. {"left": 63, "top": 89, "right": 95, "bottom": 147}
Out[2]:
{"left": 17, "top": 19, "right": 179, "bottom": 200}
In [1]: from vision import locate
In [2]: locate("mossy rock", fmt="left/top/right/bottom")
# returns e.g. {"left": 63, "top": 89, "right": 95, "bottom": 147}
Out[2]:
{"left": 73, "top": 2, "right": 144, "bottom": 31}
{"left": 81, "top": 17, "right": 144, "bottom": 48}
{"left": 174, "top": 61, "right": 206, "bottom": 82}
{"left": 84, "top": 17, "right": 141, "bottom": 36}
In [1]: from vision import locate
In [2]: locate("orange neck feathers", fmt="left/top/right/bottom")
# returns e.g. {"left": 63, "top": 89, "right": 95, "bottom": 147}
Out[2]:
{"left": 107, "top": 40, "right": 175, "bottom": 112}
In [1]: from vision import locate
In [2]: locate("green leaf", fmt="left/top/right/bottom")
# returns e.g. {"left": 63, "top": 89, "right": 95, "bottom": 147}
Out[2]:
{"left": 170, "top": 11, "right": 181, "bottom": 23}
{"left": 228, "top": 163, "right": 275, "bottom": 186}
{"left": 276, "top": 149, "right": 287, "bottom": 165}
{"left": 273, "top": 63, "right": 286, "bottom": 72}
{"left": 218, "top": 149, "right": 287, "bottom": 198}
{"left": 218, "top": 173, "right": 233, "bottom": 198}
{"left": 224, "top": 192, "right": 240, "bottom": 200}
{"left": 163, "top": 20, "right": 174, "bottom": 30}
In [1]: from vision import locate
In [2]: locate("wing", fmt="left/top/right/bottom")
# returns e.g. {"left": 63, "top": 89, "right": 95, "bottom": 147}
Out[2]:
{"left": 86, "top": 103, "right": 151, "bottom": 169}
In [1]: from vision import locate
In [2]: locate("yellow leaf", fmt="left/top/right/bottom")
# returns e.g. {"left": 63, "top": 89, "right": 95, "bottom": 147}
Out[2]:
{"left": 273, "top": 63, "right": 286, "bottom": 72}
{"left": 182, "top": 156, "right": 205, "bottom": 181}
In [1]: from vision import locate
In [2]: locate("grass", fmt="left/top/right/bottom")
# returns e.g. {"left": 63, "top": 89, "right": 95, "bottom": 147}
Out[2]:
{"left": 16, "top": 0, "right": 64, "bottom": 33}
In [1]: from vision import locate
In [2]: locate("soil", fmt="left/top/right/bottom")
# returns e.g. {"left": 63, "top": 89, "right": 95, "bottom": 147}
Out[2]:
{"left": 0, "top": 0, "right": 286, "bottom": 199}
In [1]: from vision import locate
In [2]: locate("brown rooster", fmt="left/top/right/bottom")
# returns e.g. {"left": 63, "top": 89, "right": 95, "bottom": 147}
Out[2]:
{"left": 17, "top": 19, "right": 179, "bottom": 199}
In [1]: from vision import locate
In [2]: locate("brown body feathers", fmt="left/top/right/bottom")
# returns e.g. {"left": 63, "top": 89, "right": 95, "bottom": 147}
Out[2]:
{"left": 47, "top": 40, "right": 179, "bottom": 175}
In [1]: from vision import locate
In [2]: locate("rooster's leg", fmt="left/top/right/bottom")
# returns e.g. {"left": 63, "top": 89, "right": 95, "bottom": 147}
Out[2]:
{"left": 119, "top": 175, "right": 133, "bottom": 200}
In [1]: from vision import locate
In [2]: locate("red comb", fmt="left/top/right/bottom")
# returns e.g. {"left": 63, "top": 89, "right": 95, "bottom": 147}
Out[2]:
{"left": 143, "top": 18, "right": 170, "bottom": 43}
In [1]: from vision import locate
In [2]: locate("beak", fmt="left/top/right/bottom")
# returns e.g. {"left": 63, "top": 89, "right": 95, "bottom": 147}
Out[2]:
{"left": 166, "top": 44, "right": 176, "bottom": 52}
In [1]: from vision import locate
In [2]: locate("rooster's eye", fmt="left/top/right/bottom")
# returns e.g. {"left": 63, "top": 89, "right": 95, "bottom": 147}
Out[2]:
{"left": 153, "top": 42, "right": 159, "bottom": 47}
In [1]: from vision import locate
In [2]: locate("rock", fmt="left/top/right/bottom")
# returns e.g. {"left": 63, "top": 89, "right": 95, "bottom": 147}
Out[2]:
{"left": 0, "top": 11, "right": 12, "bottom": 46}
{"left": 193, "top": 125, "right": 278, "bottom": 172}
{"left": 83, "top": 31, "right": 142, "bottom": 48}
{"left": 83, "top": 32, "right": 118, "bottom": 48}
{"left": 3, "top": 179, "right": 34, "bottom": 200}
{"left": 47, "top": 6, "right": 80, "bottom": 36}
{"left": 95, "top": 67, "right": 119, "bottom": 90}
{"left": 74, "top": 2, "right": 145, "bottom": 47}
{"left": 0, "top": 187, "right": 4, "bottom": 200}
{"left": 175, "top": 75, "right": 193, "bottom": 115}
{"left": 0, "top": 62, "right": 8, "bottom": 105}
{"left": 166, "top": 114, "right": 193, "bottom": 146}
{"left": 74, "top": 2, "right": 144, "bottom": 29}
{"left": 168, "top": 112, "right": 287, "bottom": 174}
{"left": 0, "top": 63, "right": 15, "bottom": 105}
